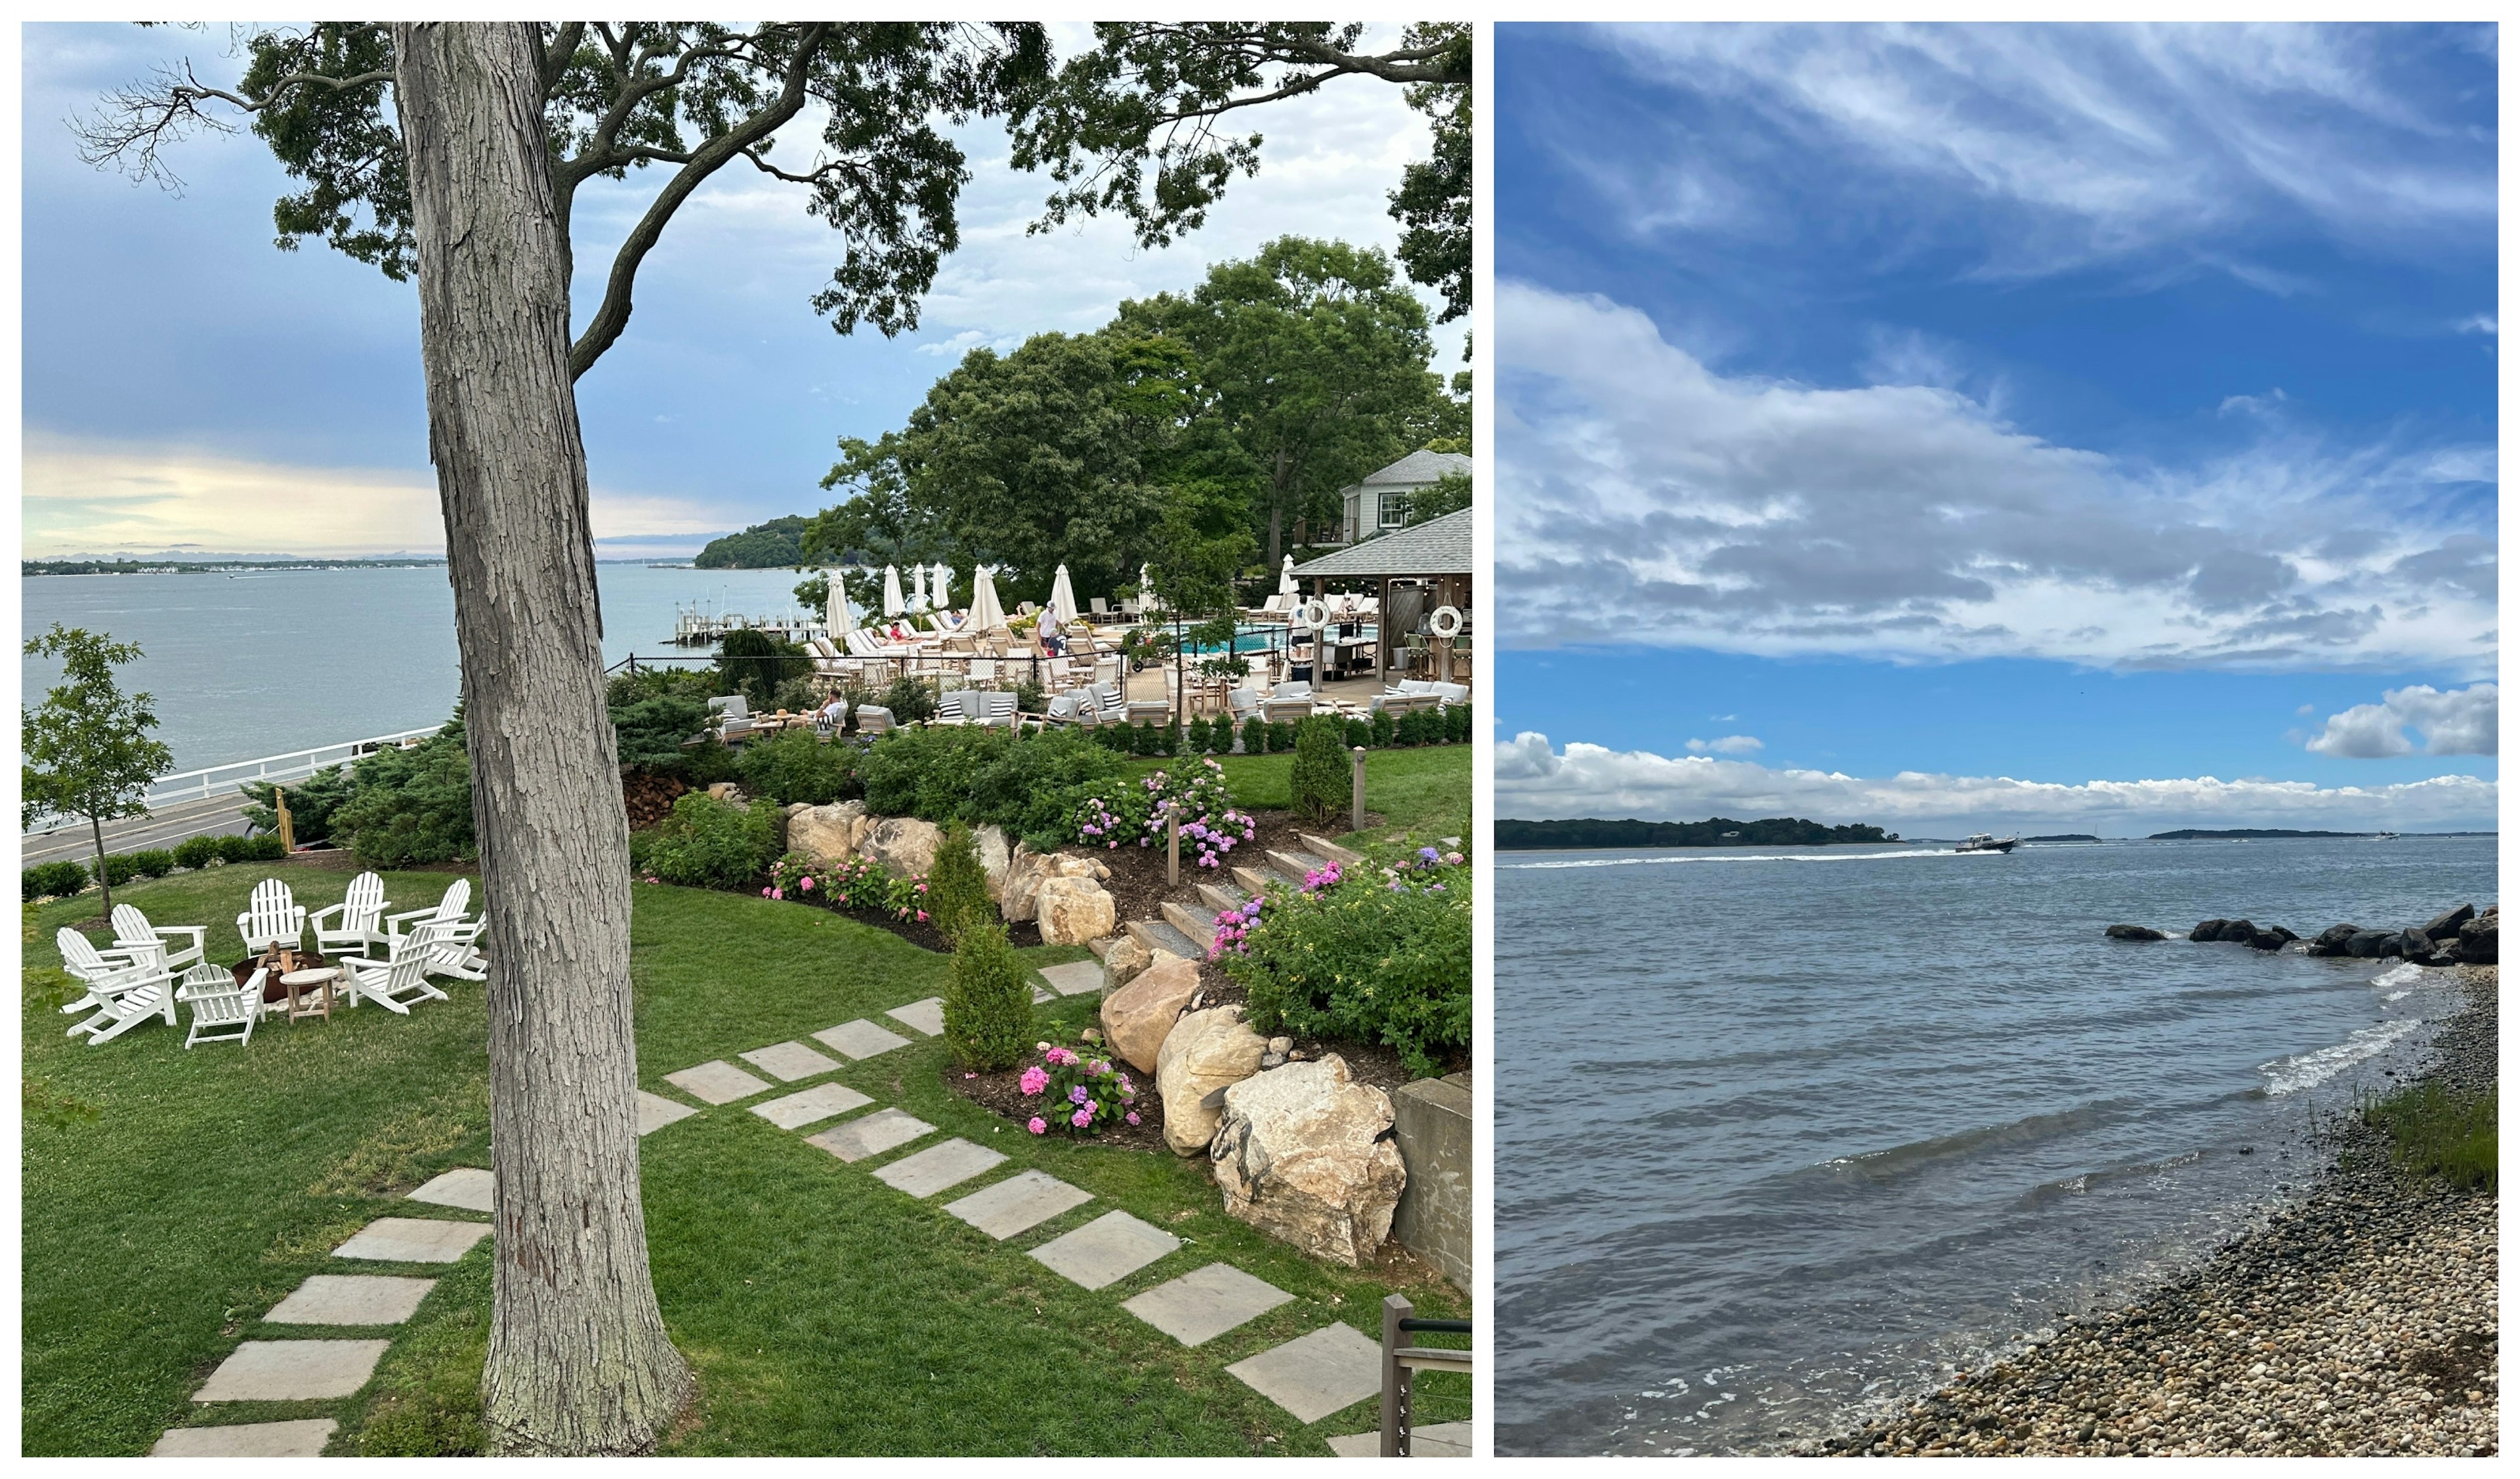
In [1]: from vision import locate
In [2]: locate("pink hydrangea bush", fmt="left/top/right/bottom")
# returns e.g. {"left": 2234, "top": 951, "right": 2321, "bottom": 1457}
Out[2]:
{"left": 1017, "top": 1030, "right": 1137, "bottom": 1135}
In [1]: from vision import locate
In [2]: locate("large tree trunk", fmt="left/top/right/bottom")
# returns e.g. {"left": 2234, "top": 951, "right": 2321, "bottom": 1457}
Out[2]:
{"left": 391, "top": 22, "right": 691, "bottom": 1455}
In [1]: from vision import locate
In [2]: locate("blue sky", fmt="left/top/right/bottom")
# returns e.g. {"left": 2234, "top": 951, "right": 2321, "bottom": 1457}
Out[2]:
{"left": 1494, "top": 22, "right": 2498, "bottom": 834}
{"left": 20, "top": 22, "right": 1460, "bottom": 560}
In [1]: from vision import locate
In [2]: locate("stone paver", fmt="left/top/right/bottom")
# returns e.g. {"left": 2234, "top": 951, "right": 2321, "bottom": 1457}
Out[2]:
{"left": 193, "top": 1340, "right": 392, "bottom": 1402}
{"left": 1228, "top": 1323, "right": 1383, "bottom": 1424}
{"left": 152, "top": 1419, "right": 339, "bottom": 1457}
{"left": 1028, "top": 1209, "right": 1181, "bottom": 1291}
{"left": 872, "top": 1137, "right": 1006, "bottom": 1198}
{"left": 738, "top": 1040, "right": 842, "bottom": 1082}
{"left": 1326, "top": 1423, "right": 1470, "bottom": 1458}
{"left": 942, "top": 1169, "right": 1093, "bottom": 1239}
{"left": 331, "top": 1218, "right": 490, "bottom": 1264}
{"left": 886, "top": 997, "right": 946, "bottom": 1036}
{"left": 262, "top": 1275, "right": 437, "bottom": 1327}
{"left": 664, "top": 1060, "right": 773, "bottom": 1105}
{"left": 406, "top": 1167, "right": 492, "bottom": 1213}
{"left": 1033, "top": 984, "right": 1055, "bottom": 1003}
{"left": 813, "top": 1018, "right": 911, "bottom": 1059}
{"left": 751, "top": 1081, "right": 873, "bottom": 1131}
{"left": 639, "top": 1089, "right": 700, "bottom": 1135}
{"left": 1122, "top": 1262, "right": 1293, "bottom": 1346}
{"left": 1038, "top": 960, "right": 1106, "bottom": 997}
{"left": 807, "top": 1108, "right": 934, "bottom": 1163}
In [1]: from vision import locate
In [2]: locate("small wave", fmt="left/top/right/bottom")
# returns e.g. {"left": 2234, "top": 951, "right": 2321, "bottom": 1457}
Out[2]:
{"left": 2260, "top": 1018, "right": 2423, "bottom": 1096}
{"left": 2371, "top": 961, "right": 2425, "bottom": 990}
{"left": 2016, "top": 1150, "right": 2204, "bottom": 1208}
{"left": 1808, "top": 1101, "right": 2127, "bottom": 1184}
{"left": 1507, "top": 848, "right": 1958, "bottom": 869}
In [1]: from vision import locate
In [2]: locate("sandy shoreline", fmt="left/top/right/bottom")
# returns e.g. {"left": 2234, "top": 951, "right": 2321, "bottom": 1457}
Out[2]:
{"left": 1817, "top": 965, "right": 2499, "bottom": 1457}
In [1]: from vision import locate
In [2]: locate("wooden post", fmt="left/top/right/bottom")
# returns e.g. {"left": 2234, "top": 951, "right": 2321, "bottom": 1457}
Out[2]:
{"left": 274, "top": 785, "right": 295, "bottom": 854}
{"left": 1166, "top": 804, "right": 1180, "bottom": 886}
{"left": 1380, "top": 1293, "right": 1412, "bottom": 1457}
{"left": 1351, "top": 747, "right": 1368, "bottom": 833}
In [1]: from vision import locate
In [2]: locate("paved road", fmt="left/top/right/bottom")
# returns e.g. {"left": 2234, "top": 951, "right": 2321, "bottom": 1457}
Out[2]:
{"left": 21, "top": 797, "right": 257, "bottom": 869}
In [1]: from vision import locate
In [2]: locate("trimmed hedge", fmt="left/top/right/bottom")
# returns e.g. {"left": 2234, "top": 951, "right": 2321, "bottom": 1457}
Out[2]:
{"left": 22, "top": 862, "right": 89, "bottom": 902}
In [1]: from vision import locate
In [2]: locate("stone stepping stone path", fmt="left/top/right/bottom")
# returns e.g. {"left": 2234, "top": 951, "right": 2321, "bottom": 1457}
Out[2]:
{"left": 665, "top": 1060, "right": 772, "bottom": 1105}
{"left": 1122, "top": 1262, "right": 1293, "bottom": 1347}
{"left": 1227, "top": 1323, "right": 1383, "bottom": 1424}
{"left": 807, "top": 1108, "right": 933, "bottom": 1163}
{"left": 152, "top": 1419, "right": 339, "bottom": 1457}
{"left": 639, "top": 1089, "right": 699, "bottom": 1135}
{"left": 813, "top": 1018, "right": 910, "bottom": 1060}
{"left": 885, "top": 997, "right": 946, "bottom": 1037}
{"left": 1032, "top": 984, "right": 1057, "bottom": 1003}
{"left": 1029, "top": 1210, "right": 1180, "bottom": 1291}
{"left": 406, "top": 1167, "right": 493, "bottom": 1213}
{"left": 751, "top": 1081, "right": 872, "bottom": 1131}
{"left": 263, "top": 1275, "right": 438, "bottom": 1327}
{"left": 1036, "top": 960, "right": 1106, "bottom": 997}
{"left": 943, "top": 1169, "right": 1092, "bottom": 1239}
{"left": 1326, "top": 1422, "right": 1470, "bottom": 1458}
{"left": 738, "top": 1040, "right": 842, "bottom": 1082}
{"left": 333, "top": 1217, "right": 490, "bottom": 1264}
{"left": 872, "top": 1137, "right": 1005, "bottom": 1198}
{"left": 193, "top": 1339, "right": 392, "bottom": 1403}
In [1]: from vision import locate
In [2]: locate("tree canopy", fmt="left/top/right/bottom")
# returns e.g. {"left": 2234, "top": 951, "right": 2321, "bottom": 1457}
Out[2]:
{"left": 693, "top": 515, "right": 808, "bottom": 568}
{"left": 22, "top": 624, "right": 177, "bottom": 915}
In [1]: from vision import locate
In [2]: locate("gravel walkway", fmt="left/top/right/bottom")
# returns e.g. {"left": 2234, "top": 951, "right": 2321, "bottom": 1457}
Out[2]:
{"left": 1820, "top": 965, "right": 2498, "bottom": 1457}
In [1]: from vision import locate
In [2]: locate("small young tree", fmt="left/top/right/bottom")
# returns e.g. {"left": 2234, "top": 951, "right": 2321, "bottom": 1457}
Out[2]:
{"left": 21, "top": 625, "right": 175, "bottom": 919}
{"left": 1288, "top": 715, "right": 1351, "bottom": 825}
{"left": 925, "top": 819, "right": 994, "bottom": 945}
{"left": 941, "top": 920, "right": 1033, "bottom": 1070}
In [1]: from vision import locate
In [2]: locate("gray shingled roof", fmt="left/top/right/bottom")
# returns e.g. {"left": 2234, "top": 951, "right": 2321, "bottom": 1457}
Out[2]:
{"left": 1290, "top": 507, "right": 1473, "bottom": 577}
{"left": 1359, "top": 449, "right": 1473, "bottom": 488}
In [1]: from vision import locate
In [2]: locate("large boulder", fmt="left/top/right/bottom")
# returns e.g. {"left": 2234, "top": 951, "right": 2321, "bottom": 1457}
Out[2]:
{"left": 2347, "top": 929, "right": 2402, "bottom": 959}
{"left": 2457, "top": 915, "right": 2497, "bottom": 965}
{"left": 974, "top": 825, "right": 1013, "bottom": 902}
{"left": 2215, "top": 919, "right": 2259, "bottom": 944}
{"left": 2423, "top": 904, "right": 2477, "bottom": 942}
{"left": 2309, "top": 924, "right": 2362, "bottom": 957}
{"left": 1101, "top": 934, "right": 1152, "bottom": 993}
{"left": 2399, "top": 927, "right": 2436, "bottom": 959}
{"left": 1210, "top": 1054, "right": 1406, "bottom": 1267}
{"left": 2105, "top": 924, "right": 2168, "bottom": 942}
{"left": 2246, "top": 930, "right": 2288, "bottom": 952}
{"left": 2191, "top": 919, "right": 2229, "bottom": 942}
{"left": 1036, "top": 876, "right": 1117, "bottom": 946}
{"left": 860, "top": 816, "right": 942, "bottom": 878}
{"left": 1156, "top": 1006, "right": 1267, "bottom": 1156}
{"left": 786, "top": 800, "right": 870, "bottom": 864}
{"left": 1101, "top": 954, "right": 1202, "bottom": 1072}
{"left": 1003, "top": 850, "right": 1110, "bottom": 923}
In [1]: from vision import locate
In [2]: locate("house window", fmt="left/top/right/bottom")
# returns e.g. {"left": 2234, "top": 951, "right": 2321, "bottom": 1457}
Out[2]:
{"left": 1379, "top": 491, "right": 1408, "bottom": 528}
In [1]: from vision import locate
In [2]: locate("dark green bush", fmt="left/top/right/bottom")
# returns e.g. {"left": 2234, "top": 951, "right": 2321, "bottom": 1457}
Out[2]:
{"left": 240, "top": 764, "right": 356, "bottom": 845}
{"left": 90, "top": 852, "right": 142, "bottom": 886}
{"left": 925, "top": 820, "right": 994, "bottom": 945}
{"left": 859, "top": 725, "right": 1127, "bottom": 850}
{"left": 238, "top": 834, "right": 286, "bottom": 862}
{"left": 1161, "top": 721, "right": 1182, "bottom": 757}
{"left": 715, "top": 629, "right": 807, "bottom": 709}
{"left": 1268, "top": 720, "right": 1297, "bottom": 754}
{"left": 1288, "top": 716, "right": 1351, "bottom": 825}
{"left": 640, "top": 793, "right": 782, "bottom": 890}
{"left": 735, "top": 727, "right": 858, "bottom": 806}
{"left": 331, "top": 724, "right": 476, "bottom": 868}
{"left": 941, "top": 921, "right": 1034, "bottom": 1070}
{"left": 612, "top": 694, "right": 715, "bottom": 775}
{"left": 22, "top": 861, "right": 89, "bottom": 901}
{"left": 1395, "top": 709, "right": 1431, "bottom": 746}
{"left": 1345, "top": 716, "right": 1373, "bottom": 749}
{"left": 1242, "top": 717, "right": 1267, "bottom": 756}
{"left": 879, "top": 673, "right": 937, "bottom": 726}
{"left": 1444, "top": 703, "right": 1471, "bottom": 743}
{"left": 606, "top": 665, "right": 719, "bottom": 707}
{"left": 213, "top": 834, "right": 257, "bottom": 864}
{"left": 173, "top": 836, "right": 222, "bottom": 871}
{"left": 129, "top": 849, "right": 176, "bottom": 878}
{"left": 1370, "top": 709, "right": 1396, "bottom": 748}
{"left": 1227, "top": 879, "right": 1470, "bottom": 1079}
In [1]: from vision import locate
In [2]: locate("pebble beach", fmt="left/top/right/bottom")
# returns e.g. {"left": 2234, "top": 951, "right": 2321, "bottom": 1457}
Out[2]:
{"left": 1820, "top": 964, "right": 2499, "bottom": 1458}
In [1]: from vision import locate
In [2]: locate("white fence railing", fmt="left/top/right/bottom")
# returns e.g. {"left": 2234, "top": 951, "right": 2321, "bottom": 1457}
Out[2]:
{"left": 133, "top": 726, "right": 447, "bottom": 811}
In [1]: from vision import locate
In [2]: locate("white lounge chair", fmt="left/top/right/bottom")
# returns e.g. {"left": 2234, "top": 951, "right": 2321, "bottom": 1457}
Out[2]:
{"left": 310, "top": 872, "right": 391, "bottom": 960}
{"left": 335, "top": 931, "right": 451, "bottom": 1014}
{"left": 56, "top": 927, "right": 148, "bottom": 984}
{"left": 386, "top": 880, "right": 485, "bottom": 980}
{"left": 65, "top": 965, "right": 179, "bottom": 1045}
{"left": 110, "top": 904, "right": 207, "bottom": 974}
{"left": 236, "top": 878, "right": 307, "bottom": 957}
{"left": 181, "top": 965, "right": 267, "bottom": 1049}
{"left": 1089, "top": 596, "right": 1110, "bottom": 616}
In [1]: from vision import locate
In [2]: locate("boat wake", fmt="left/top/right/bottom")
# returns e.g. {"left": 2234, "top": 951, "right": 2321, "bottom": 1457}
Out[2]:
{"left": 1509, "top": 848, "right": 1958, "bottom": 870}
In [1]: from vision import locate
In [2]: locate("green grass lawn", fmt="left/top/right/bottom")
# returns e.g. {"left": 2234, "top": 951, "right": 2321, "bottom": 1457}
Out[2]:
{"left": 1124, "top": 743, "right": 1471, "bottom": 844}
{"left": 23, "top": 860, "right": 1469, "bottom": 1455}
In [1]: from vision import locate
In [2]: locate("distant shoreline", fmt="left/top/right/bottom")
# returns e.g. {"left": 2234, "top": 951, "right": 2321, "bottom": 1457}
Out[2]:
{"left": 1496, "top": 826, "right": 2498, "bottom": 851}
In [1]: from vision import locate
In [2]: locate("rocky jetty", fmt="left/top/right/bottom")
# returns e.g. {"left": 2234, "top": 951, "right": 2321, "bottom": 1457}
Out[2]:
{"left": 1816, "top": 966, "right": 2498, "bottom": 1457}
{"left": 2103, "top": 905, "right": 2495, "bottom": 967}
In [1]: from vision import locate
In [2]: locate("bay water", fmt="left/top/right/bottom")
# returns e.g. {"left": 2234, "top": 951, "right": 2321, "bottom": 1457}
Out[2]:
{"left": 1494, "top": 835, "right": 2496, "bottom": 1455}
{"left": 20, "top": 564, "right": 811, "bottom": 774}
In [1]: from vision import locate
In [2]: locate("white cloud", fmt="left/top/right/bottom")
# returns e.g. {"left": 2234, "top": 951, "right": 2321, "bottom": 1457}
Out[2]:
{"left": 1686, "top": 734, "right": 1765, "bottom": 754}
{"left": 1496, "top": 281, "right": 2498, "bottom": 671}
{"left": 1499, "top": 731, "right": 2498, "bottom": 834}
{"left": 2305, "top": 682, "right": 2497, "bottom": 759}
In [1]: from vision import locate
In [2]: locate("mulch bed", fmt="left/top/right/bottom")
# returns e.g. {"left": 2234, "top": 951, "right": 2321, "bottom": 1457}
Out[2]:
{"left": 948, "top": 1055, "right": 1174, "bottom": 1153}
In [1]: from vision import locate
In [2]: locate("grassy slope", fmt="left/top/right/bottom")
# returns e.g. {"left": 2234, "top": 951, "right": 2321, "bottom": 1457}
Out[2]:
{"left": 23, "top": 854, "right": 1467, "bottom": 1456}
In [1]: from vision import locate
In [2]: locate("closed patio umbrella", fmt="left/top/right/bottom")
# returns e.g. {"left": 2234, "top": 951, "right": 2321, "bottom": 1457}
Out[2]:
{"left": 931, "top": 562, "right": 955, "bottom": 613}
{"left": 1278, "top": 554, "right": 1297, "bottom": 598}
{"left": 969, "top": 565, "right": 1007, "bottom": 631}
{"left": 909, "top": 564, "right": 929, "bottom": 613}
{"left": 826, "top": 570, "right": 858, "bottom": 636}
{"left": 881, "top": 564, "right": 904, "bottom": 618}
{"left": 1139, "top": 562, "right": 1162, "bottom": 613}
{"left": 1046, "top": 563, "right": 1079, "bottom": 627}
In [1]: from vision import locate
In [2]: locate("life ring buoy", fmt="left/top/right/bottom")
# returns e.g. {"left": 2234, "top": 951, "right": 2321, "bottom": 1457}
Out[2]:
{"left": 1297, "top": 598, "right": 1330, "bottom": 629}
{"left": 1429, "top": 605, "right": 1463, "bottom": 638}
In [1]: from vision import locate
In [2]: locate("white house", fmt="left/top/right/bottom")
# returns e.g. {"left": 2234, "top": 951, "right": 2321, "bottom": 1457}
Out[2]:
{"left": 1340, "top": 449, "right": 1472, "bottom": 545}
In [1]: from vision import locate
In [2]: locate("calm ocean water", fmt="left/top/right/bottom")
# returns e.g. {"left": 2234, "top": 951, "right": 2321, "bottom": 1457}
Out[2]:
{"left": 1495, "top": 835, "right": 2496, "bottom": 1455}
{"left": 20, "top": 565, "right": 812, "bottom": 773}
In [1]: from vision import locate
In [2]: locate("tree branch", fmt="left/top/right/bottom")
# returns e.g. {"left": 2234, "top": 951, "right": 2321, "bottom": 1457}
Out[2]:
{"left": 75, "top": 56, "right": 390, "bottom": 188}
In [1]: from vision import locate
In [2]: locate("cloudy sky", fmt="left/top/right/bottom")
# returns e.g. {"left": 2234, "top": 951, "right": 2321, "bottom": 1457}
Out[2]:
{"left": 1494, "top": 22, "right": 2497, "bottom": 834}
{"left": 22, "top": 22, "right": 1459, "bottom": 560}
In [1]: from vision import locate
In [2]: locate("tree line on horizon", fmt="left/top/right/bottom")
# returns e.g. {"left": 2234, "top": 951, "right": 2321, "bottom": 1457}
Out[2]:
{"left": 1495, "top": 816, "right": 1899, "bottom": 850}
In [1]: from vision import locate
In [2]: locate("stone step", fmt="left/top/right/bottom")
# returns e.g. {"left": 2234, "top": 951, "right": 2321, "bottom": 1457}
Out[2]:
{"left": 1162, "top": 899, "right": 1218, "bottom": 942}
{"left": 1197, "top": 881, "right": 1248, "bottom": 915}
{"left": 1125, "top": 917, "right": 1204, "bottom": 961}
{"left": 1298, "top": 833, "right": 1365, "bottom": 869}
{"left": 1265, "top": 848, "right": 1329, "bottom": 887}
{"left": 1230, "top": 865, "right": 1276, "bottom": 897}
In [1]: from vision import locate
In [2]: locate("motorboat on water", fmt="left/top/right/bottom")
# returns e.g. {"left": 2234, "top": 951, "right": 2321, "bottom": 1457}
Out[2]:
{"left": 1955, "top": 833, "right": 2019, "bottom": 854}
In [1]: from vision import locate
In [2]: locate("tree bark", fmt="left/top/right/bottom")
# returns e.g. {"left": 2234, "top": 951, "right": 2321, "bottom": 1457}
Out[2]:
{"left": 390, "top": 22, "right": 691, "bottom": 1455}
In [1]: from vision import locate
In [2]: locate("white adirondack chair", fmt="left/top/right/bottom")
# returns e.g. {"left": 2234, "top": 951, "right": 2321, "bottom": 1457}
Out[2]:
{"left": 59, "top": 942, "right": 180, "bottom": 1043}
{"left": 236, "top": 878, "right": 307, "bottom": 956}
{"left": 56, "top": 927, "right": 150, "bottom": 984}
{"left": 112, "top": 904, "right": 207, "bottom": 974}
{"left": 180, "top": 965, "right": 266, "bottom": 1049}
{"left": 386, "top": 881, "right": 486, "bottom": 980}
{"left": 310, "top": 873, "right": 391, "bottom": 959}
{"left": 335, "top": 931, "right": 450, "bottom": 1014}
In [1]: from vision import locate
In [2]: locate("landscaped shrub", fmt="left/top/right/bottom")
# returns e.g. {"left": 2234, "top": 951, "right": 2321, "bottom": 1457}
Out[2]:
{"left": 1288, "top": 715, "right": 1351, "bottom": 824}
{"left": 715, "top": 628, "right": 807, "bottom": 709}
{"left": 940, "top": 921, "right": 1032, "bottom": 1070}
{"left": 331, "top": 723, "right": 476, "bottom": 867}
{"left": 22, "top": 861, "right": 89, "bottom": 902}
{"left": 1444, "top": 703, "right": 1471, "bottom": 744}
{"left": 1014, "top": 1031, "right": 1141, "bottom": 1136}
{"left": 172, "top": 836, "right": 222, "bottom": 871}
{"left": 1072, "top": 759, "right": 1255, "bottom": 868}
{"left": 878, "top": 673, "right": 937, "bottom": 726}
{"left": 607, "top": 665, "right": 719, "bottom": 707}
{"left": 1345, "top": 716, "right": 1372, "bottom": 749}
{"left": 857, "top": 725, "right": 1127, "bottom": 851}
{"left": 1241, "top": 717, "right": 1267, "bottom": 756}
{"left": 736, "top": 727, "right": 858, "bottom": 806}
{"left": 1267, "top": 720, "right": 1296, "bottom": 754}
{"left": 765, "top": 852, "right": 828, "bottom": 902}
{"left": 89, "top": 852, "right": 142, "bottom": 887}
{"left": 211, "top": 833, "right": 284, "bottom": 864}
{"left": 240, "top": 764, "right": 357, "bottom": 845}
{"left": 818, "top": 855, "right": 927, "bottom": 923}
{"left": 612, "top": 694, "right": 715, "bottom": 775}
{"left": 925, "top": 820, "right": 994, "bottom": 944}
{"left": 1224, "top": 852, "right": 1470, "bottom": 1078}
{"left": 1369, "top": 709, "right": 1396, "bottom": 748}
{"left": 639, "top": 793, "right": 782, "bottom": 891}
{"left": 129, "top": 849, "right": 176, "bottom": 878}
